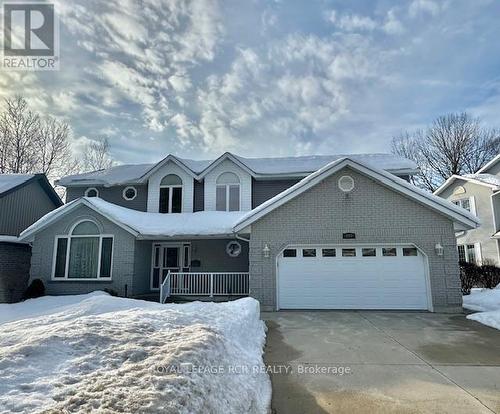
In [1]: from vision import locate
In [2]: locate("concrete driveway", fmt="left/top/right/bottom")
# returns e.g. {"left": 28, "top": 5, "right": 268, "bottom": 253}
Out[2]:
{"left": 263, "top": 311, "right": 500, "bottom": 414}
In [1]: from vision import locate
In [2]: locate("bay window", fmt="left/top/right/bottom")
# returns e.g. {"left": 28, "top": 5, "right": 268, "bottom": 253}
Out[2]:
{"left": 53, "top": 220, "right": 113, "bottom": 280}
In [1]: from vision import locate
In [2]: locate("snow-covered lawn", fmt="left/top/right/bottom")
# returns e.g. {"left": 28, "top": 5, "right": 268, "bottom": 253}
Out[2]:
{"left": 0, "top": 292, "right": 271, "bottom": 413}
{"left": 463, "top": 286, "right": 500, "bottom": 330}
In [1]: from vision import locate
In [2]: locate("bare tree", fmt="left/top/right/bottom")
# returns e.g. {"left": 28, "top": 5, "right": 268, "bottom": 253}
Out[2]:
{"left": 392, "top": 112, "right": 500, "bottom": 192}
{"left": 0, "top": 95, "right": 81, "bottom": 183}
{"left": 0, "top": 95, "right": 40, "bottom": 174}
{"left": 36, "top": 116, "right": 78, "bottom": 178}
{"left": 81, "top": 137, "right": 115, "bottom": 172}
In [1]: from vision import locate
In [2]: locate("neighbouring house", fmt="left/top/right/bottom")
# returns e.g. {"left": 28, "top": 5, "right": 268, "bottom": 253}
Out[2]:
{"left": 0, "top": 174, "right": 63, "bottom": 303}
{"left": 20, "top": 153, "right": 479, "bottom": 312}
{"left": 434, "top": 154, "right": 500, "bottom": 266}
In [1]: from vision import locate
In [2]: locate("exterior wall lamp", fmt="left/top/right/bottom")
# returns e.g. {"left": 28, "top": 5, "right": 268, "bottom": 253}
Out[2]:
{"left": 263, "top": 243, "right": 270, "bottom": 258}
{"left": 435, "top": 243, "right": 444, "bottom": 256}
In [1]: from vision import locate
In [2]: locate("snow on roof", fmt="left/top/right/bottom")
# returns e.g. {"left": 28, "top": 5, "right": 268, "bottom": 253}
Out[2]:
{"left": 0, "top": 235, "right": 28, "bottom": 244}
{"left": 233, "top": 153, "right": 417, "bottom": 175}
{"left": 0, "top": 174, "right": 34, "bottom": 195}
{"left": 20, "top": 197, "right": 248, "bottom": 239}
{"left": 57, "top": 153, "right": 418, "bottom": 186}
{"left": 463, "top": 173, "right": 500, "bottom": 188}
{"left": 57, "top": 164, "right": 154, "bottom": 186}
{"left": 234, "top": 157, "right": 480, "bottom": 232}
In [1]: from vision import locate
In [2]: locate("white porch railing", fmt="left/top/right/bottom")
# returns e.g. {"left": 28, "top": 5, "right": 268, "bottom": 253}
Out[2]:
{"left": 160, "top": 271, "right": 250, "bottom": 303}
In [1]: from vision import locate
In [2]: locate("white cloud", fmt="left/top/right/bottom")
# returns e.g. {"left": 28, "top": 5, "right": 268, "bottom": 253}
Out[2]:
{"left": 383, "top": 9, "right": 405, "bottom": 35}
{"left": 409, "top": 0, "right": 441, "bottom": 18}
{"left": 325, "top": 9, "right": 404, "bottom": 36}
{"left": 186, "top": 33, "right": 384, "bottom": 155}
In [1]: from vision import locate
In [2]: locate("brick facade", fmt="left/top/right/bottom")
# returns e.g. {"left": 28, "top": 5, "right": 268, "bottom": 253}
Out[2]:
{"left": 248, "top": 167, "right": 462, "bottom": 312}
{"left": 0, "top": 242, "right": 31, "bottom": 303}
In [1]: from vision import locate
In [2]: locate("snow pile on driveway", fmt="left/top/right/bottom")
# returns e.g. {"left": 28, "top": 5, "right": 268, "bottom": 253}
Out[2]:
{"left": 463, "top": 286, "right": 500, "bottom": 330}
{"left": 0, "top": 293, "right": 271, "bottom": 413}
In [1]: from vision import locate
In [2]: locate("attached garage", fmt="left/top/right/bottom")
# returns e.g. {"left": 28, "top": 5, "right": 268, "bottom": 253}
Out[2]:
{"left": 277, "top": 245, "right": 430, "bottom": 310}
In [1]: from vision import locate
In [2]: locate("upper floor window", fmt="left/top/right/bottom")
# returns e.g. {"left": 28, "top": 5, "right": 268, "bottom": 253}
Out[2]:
{"left": 53, "top": 220, "right": 113, "bottom": 280}
{"left": 452, "top": 198, "right": 471, "bottom": 212}
{"left": 216, "top": 172, "right": 240, "bottom": 211}
{"left": 160, "top": 174, "right": 182, "bottom": 213}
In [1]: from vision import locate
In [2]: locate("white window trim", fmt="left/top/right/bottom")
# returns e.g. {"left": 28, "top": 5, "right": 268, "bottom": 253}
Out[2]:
{"left": 150, "top": 242, "right": 191, "bottom": 291}
{"left": 216, "top": 183, "right": 241, "bottom": 211}
{"left": 122, "top": 186, "right": 137, "bottom": 201}
{"left": 84, "top": 187, "right": 99, "bottom": 197}
{"left": 51, "top": 220, "right": 114, "bottom": 281}
{"left": 159, "top": 184, "right": 183, "bottom": 213}
{"left": 452, "top": 196, "right": 476, "bottom": 215}
{"left": 458, "top": 243, "right": 481, "bottom": 264}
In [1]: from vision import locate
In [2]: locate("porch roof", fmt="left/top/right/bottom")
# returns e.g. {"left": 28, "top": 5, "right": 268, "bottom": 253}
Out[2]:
{"left": 20, "top": 197, "right": 248, "bottom": 240}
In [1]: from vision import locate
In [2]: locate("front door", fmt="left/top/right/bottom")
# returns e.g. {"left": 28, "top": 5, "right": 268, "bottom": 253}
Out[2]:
{"left": 151, "top": 243, "right": 191, "bottom": 290}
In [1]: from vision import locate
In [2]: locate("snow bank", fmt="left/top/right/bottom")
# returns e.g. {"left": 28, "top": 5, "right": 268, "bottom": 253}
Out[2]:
{"left": 464, "top": 286, "right": 500, "bottom": 330}
{"left": 0, "top": 293, "right": 271, "bottom": 413}
{"left": 467, "top": 310, "right": 500, "bottom": 330}
{"left": 463, "top": 286, "right": 500, "bottom": 312}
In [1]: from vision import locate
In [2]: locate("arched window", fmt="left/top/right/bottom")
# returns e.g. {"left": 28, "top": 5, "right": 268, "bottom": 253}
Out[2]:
{"left": 216, "top": 172, "right": 240, "bottom": 211}
{"left": 53, "top": 220, "right": 113, "bottom": 280}
{"left": 159, "top": 174, "right": 182, "bottom": 213}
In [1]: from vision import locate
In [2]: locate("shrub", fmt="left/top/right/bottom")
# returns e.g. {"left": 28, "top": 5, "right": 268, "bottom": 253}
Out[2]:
{"left": 459, "top": 262, "right": 479, "bottom": 295}
{"left": 103, "top": 288, "right": 118, "bottom": 297}
{"left": 479, "top": 265, "right": 500, "bottom": 289}
{"left": 23, "top": 279, "right": 45, "bottom": 300}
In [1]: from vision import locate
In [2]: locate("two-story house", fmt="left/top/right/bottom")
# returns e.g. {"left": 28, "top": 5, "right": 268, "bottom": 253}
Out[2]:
{"left": 434, "top": 154, "right": 500, "bottom": 265}
{"left": 0, "top": 174, "right": 63, "bottom": 303}
{"left": 20, "top": 153, "right": 478, "bottom": 312}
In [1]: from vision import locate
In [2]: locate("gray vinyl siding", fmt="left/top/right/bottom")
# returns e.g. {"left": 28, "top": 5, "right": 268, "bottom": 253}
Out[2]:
{"left": 482, "top": 162, "right": 500, "bottom": 176}
{"left": 193, "top": 180, "right": 204, "bottom": 212}
{"left": 0, "top": 180, "right": 58, "bottom": 236}
{"left": 29, "top": 205, "right": 136, "bottom": 297}
{"left": 247, "top": 167, "right": 461, "bottom": 312}
{"left": 133, "top": 239, "right": 249, "bottom": 295}
{"left": 66, "top": 185, "right": 148, "bottom": 211}
{"left": 133, "top": 240, "right": 153, "bottom": 296}
{"left": 492, "top": 192, "right": 500, "bottom": 233}
{"left": 252, "top": 179, "right": 300, "bottom": 208}
{"left": 438, "top": 179, "right": 498, "bottom": 264}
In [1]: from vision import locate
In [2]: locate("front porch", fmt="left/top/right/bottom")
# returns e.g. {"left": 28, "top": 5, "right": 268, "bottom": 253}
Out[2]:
{"left": 134, "top": 238, "right": 250, "bottom": 302}
{"left": 160, "top": 271, "right": 250, "bottom": 303}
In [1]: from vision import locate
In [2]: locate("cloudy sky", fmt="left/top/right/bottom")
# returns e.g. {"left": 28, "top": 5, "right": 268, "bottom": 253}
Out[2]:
{"left": 3, "top": 0, "right": 500, "bottom": 164}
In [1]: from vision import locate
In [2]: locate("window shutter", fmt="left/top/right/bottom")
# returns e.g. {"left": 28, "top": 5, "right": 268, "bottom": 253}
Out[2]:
{"left": 475, "top": 242, "right": 482, "bottom": 265}
{"left": 216, "top": 185, "right": 226, "bottom": 211}
{"left": 54, "top": 238, "right": 68, "bottom": 278}
{"left": 99, "top": 237, "right": 113, "bottom": 278}
{"left": 469, "top": 196, "right": 477, "bottom": 216}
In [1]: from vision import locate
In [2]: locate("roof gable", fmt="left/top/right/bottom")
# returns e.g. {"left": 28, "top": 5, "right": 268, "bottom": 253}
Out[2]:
{"left": 0, "top": 173, "right": 62, "bottom": 206}
{"left": 477, "top": 154, "right": 500, "bottom": 174}
{"left": 434, "top": 174, "right": 500, "bottom": 196}
{"left": 234, "top": 158, "right": 479, "bottom": 232}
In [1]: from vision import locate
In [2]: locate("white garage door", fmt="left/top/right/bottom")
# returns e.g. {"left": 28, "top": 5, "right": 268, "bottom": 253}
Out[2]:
{"left": 277, "top": 245, "right": 429, "bottom": 310}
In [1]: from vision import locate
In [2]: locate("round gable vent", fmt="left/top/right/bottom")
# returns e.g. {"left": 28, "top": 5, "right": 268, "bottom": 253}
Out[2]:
{"left": 338, "top": 175, "right": 355, "bottom": 193}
